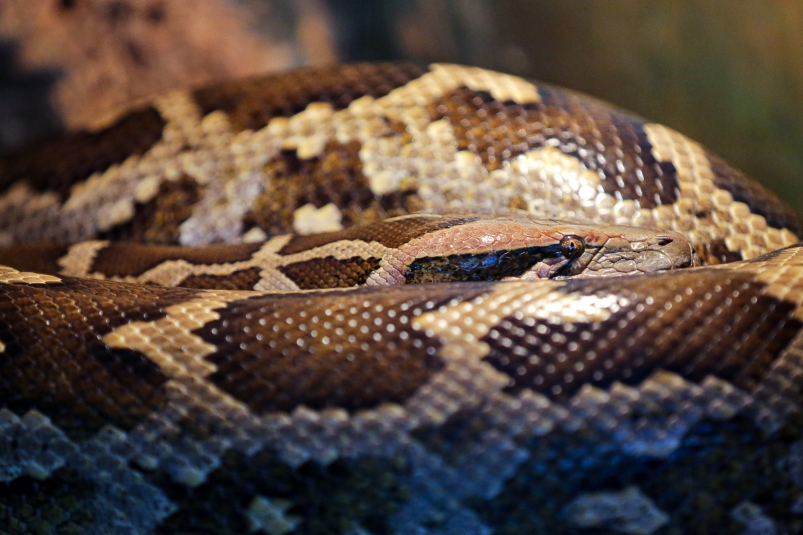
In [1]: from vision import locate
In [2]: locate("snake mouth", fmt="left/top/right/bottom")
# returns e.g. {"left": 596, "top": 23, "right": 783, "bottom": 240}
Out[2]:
{"left": 689, "top": 246, "right": 702, "bottom": 267}
{"left": 508, "top": 256, "right": 572, "bottom": 280}
{"left": 655, "top": 235, "right": 698, "bottom": 270}
{"left": 662, "top": 234, "right": 693, "bottom": 262}
{"left": 541, "top": 248, "right": 599, "bottom": 279}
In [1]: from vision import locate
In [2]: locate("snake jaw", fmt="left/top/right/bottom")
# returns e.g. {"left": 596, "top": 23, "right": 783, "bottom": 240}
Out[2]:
{"left": 509, "top": 257, "right": 571, "bottom": 280}
{"left": 633, "top": 235, "right": 697, "bottom": 273}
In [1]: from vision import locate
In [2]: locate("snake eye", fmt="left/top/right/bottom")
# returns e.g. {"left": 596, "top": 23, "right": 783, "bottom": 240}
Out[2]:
{"left": 559, "top": 235, "right": 585, "bottom": 259}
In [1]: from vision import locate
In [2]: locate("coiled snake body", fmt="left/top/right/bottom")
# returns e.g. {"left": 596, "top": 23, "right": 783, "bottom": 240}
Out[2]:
{"left": 1, "top": 63, "right": 803, "bottom": 535}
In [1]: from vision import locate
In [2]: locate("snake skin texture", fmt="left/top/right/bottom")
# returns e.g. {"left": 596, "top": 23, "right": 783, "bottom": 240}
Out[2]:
{"left": 1, "top": 63, "right": 803, "bottom": 535}
{"left": 0, "top": 214, "right": 695, "bottom": 290}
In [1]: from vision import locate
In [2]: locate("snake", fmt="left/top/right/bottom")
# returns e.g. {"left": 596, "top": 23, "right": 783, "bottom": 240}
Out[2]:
{"left": 1, "top": 62, "right": 803, "bottom": 535}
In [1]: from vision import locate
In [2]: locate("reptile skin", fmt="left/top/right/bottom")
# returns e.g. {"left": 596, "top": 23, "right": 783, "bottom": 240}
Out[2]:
{"left": 0, "top": 214, "right": 695, "bottom": 289}
{"left": 1, "top": 63, "right": 803, "bottom": 535}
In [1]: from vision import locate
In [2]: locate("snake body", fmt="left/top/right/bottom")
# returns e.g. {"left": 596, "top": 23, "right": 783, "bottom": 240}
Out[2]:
{"left": 0, "top": 213, "right": 695, "bottom": 290}
{"left": 1, "top": 63, "right": 803, "bottom": 535}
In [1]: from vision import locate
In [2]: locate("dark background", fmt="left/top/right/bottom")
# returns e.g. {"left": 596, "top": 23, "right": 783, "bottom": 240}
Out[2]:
{"left": 2, "top": 0, "right": 801, "bottom": 212}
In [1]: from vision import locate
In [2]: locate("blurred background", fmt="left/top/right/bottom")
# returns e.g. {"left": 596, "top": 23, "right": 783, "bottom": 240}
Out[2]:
{"left": 1, "top": 0, "right": 801, "bottom": 212}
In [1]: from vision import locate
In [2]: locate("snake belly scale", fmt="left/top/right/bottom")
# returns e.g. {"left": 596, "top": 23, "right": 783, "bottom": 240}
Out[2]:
{"left": 1, "top": 63, "right": 803, "bottom": 535}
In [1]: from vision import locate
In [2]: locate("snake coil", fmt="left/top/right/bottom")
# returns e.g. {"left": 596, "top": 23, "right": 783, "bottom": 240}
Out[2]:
{"left": 1, "top": 63, "right": 803, "bottom": 535}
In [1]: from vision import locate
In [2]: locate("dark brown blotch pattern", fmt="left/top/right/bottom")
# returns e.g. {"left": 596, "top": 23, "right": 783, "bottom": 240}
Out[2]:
{"left": 0, "top": 107, "right": 166, "bottom": 200}
{"left": 0, "top": 242, "right": 71, "bottom": 274}
{"left": 193, "top": 63, "right": 427, "bottom": 133}
{"left": 702, "top": 239, "right": 745, "bottom": 265}
{"left": 474, "top": 416, "right": 803, "bottom": 535}
{"left": 149, "top": 447, "right": 412, "bottom": 535}
{"left": 708, "top": 151, "right": 803, "bottom": 237}
{"left": 245, "top": 140, "right": 423, "bottom": 238}
{"left": 482, "top": 269, "right": 801, "bottom": 400}
{"left": 280, "top": 256, "right": 383, "bottom": 289}
{"left": 98, "top": 173, "right": 200, "bottom": 243}
{"left": 279, "top": 214, "right": 478, "bottom": 255}
{"left": 178, "top": 267, "right": 264, "bottom": 291}
{"left": 428, "top": 86, "right": 679, "bottom": 209}
{"left": 91, "top": 241, "right": 263, "bottom": 277}
{"left": 0, "top": 468, "right": 100, "bottom": 533}
{"left": 199, "top": 285, "right": 488, "bottom": 414}
{"left": 0, "top": 277, "right": 200, "bottom": 440}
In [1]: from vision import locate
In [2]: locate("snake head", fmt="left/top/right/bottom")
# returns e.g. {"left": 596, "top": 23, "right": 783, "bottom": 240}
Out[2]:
{"left": 553, "top": 228, "right": 698, "bottom": 279}
{"left": 396, "top": 214, "right": 697, "bottom": 283}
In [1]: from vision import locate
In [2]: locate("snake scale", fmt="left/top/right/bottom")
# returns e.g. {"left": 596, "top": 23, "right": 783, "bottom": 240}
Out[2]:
{"left": 2, "top": 62, "right": 803, "bottom": 535}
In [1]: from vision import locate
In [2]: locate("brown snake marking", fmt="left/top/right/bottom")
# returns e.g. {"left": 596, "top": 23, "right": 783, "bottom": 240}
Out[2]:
{"left": 1, "top": 63, "right": 803, "bottom": 534}
{"left": 0, "top": 214, "right": 694, "bottom": 291}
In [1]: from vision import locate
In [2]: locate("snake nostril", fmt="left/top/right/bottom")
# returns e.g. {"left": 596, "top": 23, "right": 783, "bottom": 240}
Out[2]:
{"left": 657, "top": 237, "right": 674, "bottom": 246}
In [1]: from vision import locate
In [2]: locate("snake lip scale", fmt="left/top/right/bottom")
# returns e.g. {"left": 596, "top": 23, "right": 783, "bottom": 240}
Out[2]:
{"left": 1, "top": 62, "right": 803, "bottom": 535}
